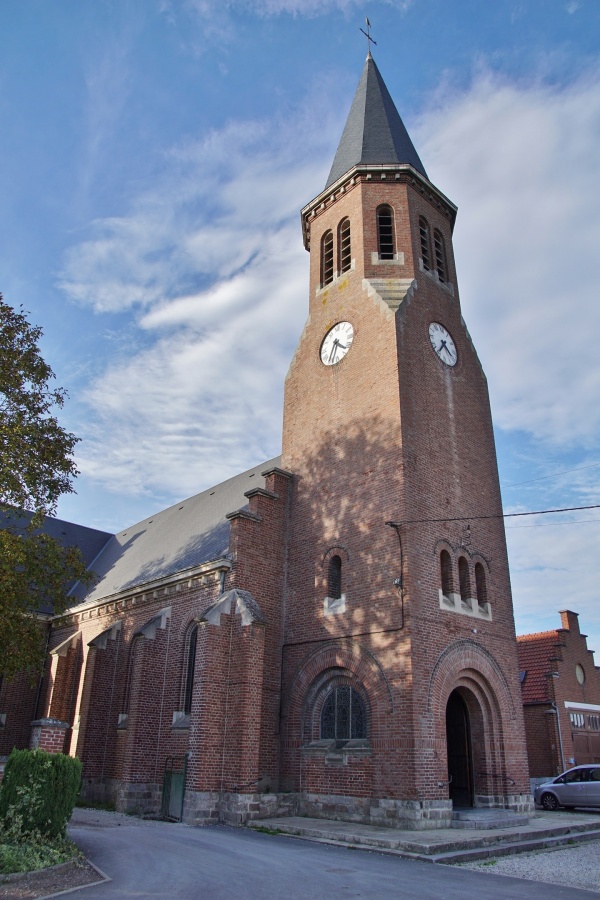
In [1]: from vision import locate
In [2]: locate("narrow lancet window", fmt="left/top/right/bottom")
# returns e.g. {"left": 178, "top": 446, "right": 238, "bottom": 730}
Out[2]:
{"left": 434, "top": 229, "right": 447, "bottom": 283}
{"left": 328, "top": 555, "right": 342, "bottom": 599}
{"left": 377, "top": 205, "right": 394, "bottom": 259}
{"left": 321, "top": 230, "right": 334, "bottom": 286}
{"left": 419, "top": 217, "right": 431, "bottom": 270}
{"left": 440, "top": 549, "right": 453, "bottom": 598}
{"left": 475, "top": 563, "right": 487, "bottom": 609}
{"left": 338, "top": 218, "right": 351, "bottom": 274}
{"left": 458, "top": 557, "right": 471, "bottom": 603}
{"left": 183, "top": 625, "right": 198, "bottom": 715}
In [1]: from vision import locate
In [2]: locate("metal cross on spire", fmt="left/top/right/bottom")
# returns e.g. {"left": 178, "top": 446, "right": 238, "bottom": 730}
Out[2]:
{"left": 360, "top": 18, "right": 377, "bottom": 57}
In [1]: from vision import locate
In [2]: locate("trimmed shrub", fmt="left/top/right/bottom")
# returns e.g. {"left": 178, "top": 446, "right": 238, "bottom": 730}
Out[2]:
{"left": 0, "top": 749, "right": 82, "bottom": 839}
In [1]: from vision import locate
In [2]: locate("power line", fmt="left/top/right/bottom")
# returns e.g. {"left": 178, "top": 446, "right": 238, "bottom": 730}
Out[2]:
{"left": 503, "top": 461, "right": 600, "bottom": 488}
{"left": 387, "top": 503, "right": 600, "bottom": 528}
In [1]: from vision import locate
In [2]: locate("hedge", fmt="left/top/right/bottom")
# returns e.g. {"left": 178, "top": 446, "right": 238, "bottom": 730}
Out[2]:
{"left": 0, "top": 749, "right": 82, "bottom": 839}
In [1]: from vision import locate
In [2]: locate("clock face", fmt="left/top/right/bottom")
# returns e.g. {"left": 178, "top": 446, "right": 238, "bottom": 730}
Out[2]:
{"left": 429, "top": 322, "right": 457, "bottom": 367}
{"left": 320, "top": 321, "right": 354, "bottom": 366}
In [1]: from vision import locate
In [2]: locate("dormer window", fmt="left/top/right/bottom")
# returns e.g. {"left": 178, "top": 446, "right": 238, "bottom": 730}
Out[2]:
{"left": 377, "top": 205, "right": 394, "bottom": 259}
{"left": 338, "top": 218, "right": 351, "bottom": 274}
{"left": 321, "top": 230, "right": 334, "bottom": 286}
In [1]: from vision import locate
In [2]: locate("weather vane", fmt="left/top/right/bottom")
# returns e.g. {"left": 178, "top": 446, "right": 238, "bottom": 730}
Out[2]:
{"left": 360, "top": 17, "right": 377, "bottom": 55}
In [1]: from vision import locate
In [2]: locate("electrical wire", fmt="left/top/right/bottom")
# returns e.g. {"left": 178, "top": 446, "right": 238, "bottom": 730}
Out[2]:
{"left": 387, "top": 503, "right": 600, "bottom": 528}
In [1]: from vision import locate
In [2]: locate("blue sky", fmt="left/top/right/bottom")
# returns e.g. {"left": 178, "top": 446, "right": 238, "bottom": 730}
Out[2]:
{"left": 1, "top": 0, "right": 600, "bottom": 655}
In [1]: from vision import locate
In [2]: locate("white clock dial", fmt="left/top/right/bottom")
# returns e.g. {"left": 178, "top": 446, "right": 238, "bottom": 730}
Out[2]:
{"left": 429, "top": 322, "right": 457, "bottom": 367}
{"left": 320, "top": 321, "right": 354, "bottom": 366}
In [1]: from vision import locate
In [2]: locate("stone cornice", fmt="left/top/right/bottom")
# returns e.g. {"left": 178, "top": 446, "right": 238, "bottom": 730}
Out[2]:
{"left": 301, "top": 164, "right": 457, "bottom": 250}
{"left": 55, "top": 557, "right": 232, "bottom": 626}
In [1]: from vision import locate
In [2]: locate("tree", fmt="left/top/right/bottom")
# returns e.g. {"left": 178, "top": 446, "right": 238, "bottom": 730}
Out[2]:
{"left": 0, "top": 296, "right": 91, "bottom": 679}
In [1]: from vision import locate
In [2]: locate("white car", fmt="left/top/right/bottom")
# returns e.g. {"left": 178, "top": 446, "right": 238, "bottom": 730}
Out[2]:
{"left": 534, "top": 765, "right": 600, "bottom": 811}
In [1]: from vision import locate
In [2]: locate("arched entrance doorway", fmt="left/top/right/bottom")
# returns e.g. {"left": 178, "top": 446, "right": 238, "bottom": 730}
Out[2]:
{"left": 446, "top": 689, "right": 473, "bottom": 808}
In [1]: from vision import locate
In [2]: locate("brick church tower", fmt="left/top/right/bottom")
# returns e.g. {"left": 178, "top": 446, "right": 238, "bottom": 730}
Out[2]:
{"left": 279, "top": 53, "right": 532, "bottom": 824}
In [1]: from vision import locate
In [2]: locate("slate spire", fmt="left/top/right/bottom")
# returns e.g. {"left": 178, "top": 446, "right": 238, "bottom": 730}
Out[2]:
{"left": 325, "top": 54, "right": 427, "bottom": 189}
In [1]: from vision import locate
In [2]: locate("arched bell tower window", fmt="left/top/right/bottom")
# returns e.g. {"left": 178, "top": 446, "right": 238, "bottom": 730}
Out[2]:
{"left": 433, "top": 229, "right": 447, "bottom": 283}
{"left": 419, "top": 217, "right": 432, "bottom": 271}
{"left": 183, "top": 624, "right": 198, "bottom": 715}
{"left": 328, "top": 554, "right": 342, "bottom": 600}
{"left": 440, "top": 549, "right": 453, "bottom": 598}
{"left": 458, "top": 556, "right": 471, "bottom": 605}
{"left": 320, "top": 685, "right": 366, "bottom": 741}
{"left": 337, "top": 217, "right": 351, "bottom": 274}
{"left": 320, "top": 230, "right": 334, "bottom": 286}
{"left": 474, "top": 563, "right": 487, "bottom": 609}
{"left": 377, "top": 205, "right": 395, "bottom": 259}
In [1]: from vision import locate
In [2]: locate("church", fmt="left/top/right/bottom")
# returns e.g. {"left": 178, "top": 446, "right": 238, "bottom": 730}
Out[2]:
{"left": 0, "top": 53, "right": 533, "bottom": 828}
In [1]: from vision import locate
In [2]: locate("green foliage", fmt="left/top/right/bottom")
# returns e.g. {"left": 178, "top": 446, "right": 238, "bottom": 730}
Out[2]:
{"left": 0, "top": 296, "right": 92, "bottom": 678}
{"left": 0, "top": 749, "right": 82, "bottom": 840}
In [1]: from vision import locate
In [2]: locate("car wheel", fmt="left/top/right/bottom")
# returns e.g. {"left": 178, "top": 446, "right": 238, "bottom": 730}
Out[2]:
{"left": 541, "top": 792, "right": 559, "bottom": 811}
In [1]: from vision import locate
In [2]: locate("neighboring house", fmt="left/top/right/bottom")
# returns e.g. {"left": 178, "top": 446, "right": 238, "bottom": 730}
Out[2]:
{"left": 517, "top": 610, "right": 600, "bottom": 782}
{"left": 0, "top": 53, "right": 533, "bottom": 828}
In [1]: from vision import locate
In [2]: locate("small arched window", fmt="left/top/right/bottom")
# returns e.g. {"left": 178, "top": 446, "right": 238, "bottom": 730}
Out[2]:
{"left": 440, "top": 549, "right": 453, "bottom": 597}
{"left": 419, "top": 217, "right": 431, "bottom": 271}
{"left": 474, "top": 563, "right": 487, "bottom": 608}
{"left": 321, "top": 685, "right": 366, "bottom": 741}
{"left": 321, "top": 230, "right": 334, "bottom": 286}
{"left": 328, "top": 555, "right": 342, "bottom": 600}
{"left": 377, "top": 205, "right": 395, "bottom": 259}
{"left": 183, "top": 624, "right": 198, "bottom": 715}
{"left": 337, "top": 218, "right": 351, "bottom": 274}
{"left": 433, "top": 229, "right": 447, "bottom": 283}
{"left": 458, "top": 557, "right": 471, "bottom": 603}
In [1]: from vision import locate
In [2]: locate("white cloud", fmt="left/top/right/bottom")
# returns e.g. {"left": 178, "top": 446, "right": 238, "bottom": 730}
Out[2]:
{"left": 417, "top": 69, "right": 600, "bottom": 448}
{"left": 61, "top": 98, "right": 336, "bottom": 500}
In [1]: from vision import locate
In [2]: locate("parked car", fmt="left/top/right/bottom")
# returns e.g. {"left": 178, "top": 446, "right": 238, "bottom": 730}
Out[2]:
{"left": 534, "top": 765, "right": 600, "bottom": 811}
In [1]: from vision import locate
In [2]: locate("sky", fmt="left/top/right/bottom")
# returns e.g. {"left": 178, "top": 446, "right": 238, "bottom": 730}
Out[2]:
{"left": 1, "top": 0, "right": 600, "bottom": 657}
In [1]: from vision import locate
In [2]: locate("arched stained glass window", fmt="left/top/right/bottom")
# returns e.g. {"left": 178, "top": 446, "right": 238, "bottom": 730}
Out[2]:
{"left": 320, "top": 685, "right": 366, "bottom": 741}
{"left": 321, "top": 230, "right": 334, "bottom": 286}
{"left": 338, "top": 218, "right": 351, "bottom": 274}
{"left": 377, "top": 205, "right": 395, "bottom": 259}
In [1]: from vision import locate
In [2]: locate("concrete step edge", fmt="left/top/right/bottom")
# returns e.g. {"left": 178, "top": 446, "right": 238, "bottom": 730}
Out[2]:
{"left": 431, "top": 827, "right": 600, "bottom": 865}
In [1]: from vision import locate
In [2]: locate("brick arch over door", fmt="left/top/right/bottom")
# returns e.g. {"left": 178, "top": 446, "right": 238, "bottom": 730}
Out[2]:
{"left": 282, "top": 641, "right": 394, "bottom": 730}
{"left": 427, "top": 640, "right": 521, "bottom": 800}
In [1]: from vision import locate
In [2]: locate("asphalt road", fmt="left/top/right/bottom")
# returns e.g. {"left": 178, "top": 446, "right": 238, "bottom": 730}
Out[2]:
{"left": 68, "top": 819, "right": 593, "bottom": 899}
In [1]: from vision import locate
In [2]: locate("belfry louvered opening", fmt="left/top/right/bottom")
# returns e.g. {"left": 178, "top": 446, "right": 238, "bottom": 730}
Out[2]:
{"left": 321, "top": 230, "right": 334, "bottom": 286}
{"left": 338, "top": 218, "right": 351, "bottom": 274}
{"left": 377, "top": 205, "right": 394, "bottom": 259}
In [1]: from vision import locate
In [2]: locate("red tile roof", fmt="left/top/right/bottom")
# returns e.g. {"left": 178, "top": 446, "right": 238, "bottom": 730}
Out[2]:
{"left": 517, "top": 631, "right": 565, "bottom": 703}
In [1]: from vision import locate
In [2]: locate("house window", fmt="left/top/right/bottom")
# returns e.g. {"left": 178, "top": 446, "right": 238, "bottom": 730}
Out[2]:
{"left": 377, "top": 205, "right": 395, "bottom": 259}
{"left": 183, "top": 625, "right": 198, "bottom": 715}
{"left": 419, "top": 217, "right": 431, "bottom": 271}
{"left": 321, "top": 230, "right": 334, "bottom": 286}
{"left": 328, "top": 555, "right": 342, "bottom": 600}
{"left": 320, "top": 685, "right": 366, "bottom": 741}
{"left": 458, "top": 557, "right": 471, "bottom": 603}
{"left": 338, "top": 218, "right": 351, "bottom": 274}
{"left": 440, "top": 549, "right": 453, "bottom": 598}
{"left": 433, "top": 229, "right": 447, "bottom": 283}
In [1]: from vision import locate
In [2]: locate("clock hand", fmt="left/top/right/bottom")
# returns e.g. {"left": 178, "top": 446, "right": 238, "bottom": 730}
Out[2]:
{"left": 328, "top": 339, "right": 338, "bottom": 363}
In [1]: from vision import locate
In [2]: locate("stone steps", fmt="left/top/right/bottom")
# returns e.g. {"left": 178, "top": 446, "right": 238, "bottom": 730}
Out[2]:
{"left": 247, "top": 812, "right": 600, "bottom": 863}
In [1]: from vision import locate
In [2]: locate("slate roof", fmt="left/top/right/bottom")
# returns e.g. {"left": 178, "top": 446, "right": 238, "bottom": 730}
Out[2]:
{"left": 325, "top": 54, "right": 428, "bottom": 189}
{"left": 69, "top": 457, "right": 281, "bottom": 606}
{"left": 517, "top": 630, "right": 564, "bottom": 704}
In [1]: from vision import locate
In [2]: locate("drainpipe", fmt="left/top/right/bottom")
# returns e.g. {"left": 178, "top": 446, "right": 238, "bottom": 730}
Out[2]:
{"left": 548, "top": 702, "right": 565, "bottom": 772}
